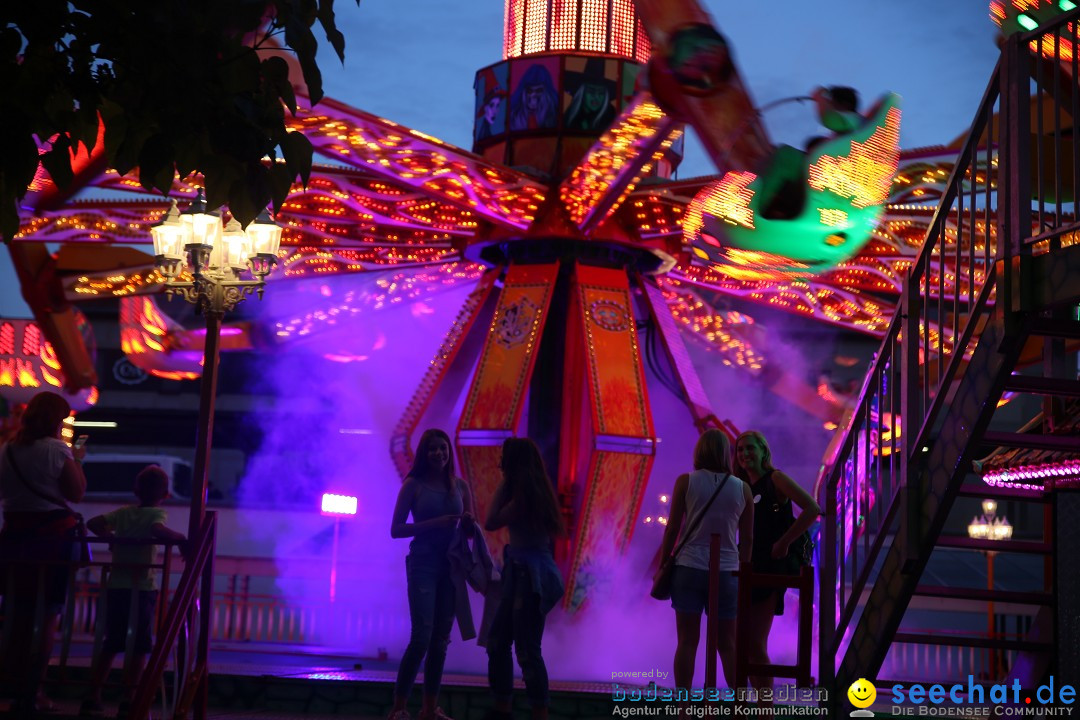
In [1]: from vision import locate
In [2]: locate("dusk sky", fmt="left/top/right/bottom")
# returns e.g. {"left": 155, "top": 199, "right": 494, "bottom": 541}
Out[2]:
{"left": 1, "top": 0, "right": 1001, "bottom": 315}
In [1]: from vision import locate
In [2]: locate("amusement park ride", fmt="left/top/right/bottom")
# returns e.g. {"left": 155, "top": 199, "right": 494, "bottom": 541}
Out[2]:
{"left": 4, "top": 0, "right": 1008, "bottom": 607}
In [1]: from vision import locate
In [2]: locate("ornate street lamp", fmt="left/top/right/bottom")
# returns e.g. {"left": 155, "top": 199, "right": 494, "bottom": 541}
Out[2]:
{"left": 151, "top": 190, "right": 282, "bottom": 541}
{"left": 967, "top": 499, "right": 1012, "bottom": 680}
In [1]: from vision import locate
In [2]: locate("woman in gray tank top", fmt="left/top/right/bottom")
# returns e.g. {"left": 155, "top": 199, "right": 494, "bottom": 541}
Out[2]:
{"left": 655, "top": 429, "right": 754, "bottom": 691}
{"left": 389, "top": 429, "right": 474, "bottom": 720}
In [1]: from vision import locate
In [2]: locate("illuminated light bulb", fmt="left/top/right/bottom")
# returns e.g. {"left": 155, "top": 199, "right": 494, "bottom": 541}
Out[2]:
{"left": 1017, "top": 12, "right": 1038, "bottom": 30}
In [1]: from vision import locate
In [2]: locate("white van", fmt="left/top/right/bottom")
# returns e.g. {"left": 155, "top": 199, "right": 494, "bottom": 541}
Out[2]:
{"left": 79, "top": 453, "right": 193, "bottom": 500}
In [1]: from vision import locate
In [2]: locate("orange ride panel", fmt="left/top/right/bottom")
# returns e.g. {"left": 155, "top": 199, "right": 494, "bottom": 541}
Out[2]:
{"left": 563, "top": 264, "right": 655, "bottom": 609}
{"left": 391, "top": 269, "right": 500, "bottom": 477}
{"left": 456, "top": 262, "right": 560, "bottom": 561}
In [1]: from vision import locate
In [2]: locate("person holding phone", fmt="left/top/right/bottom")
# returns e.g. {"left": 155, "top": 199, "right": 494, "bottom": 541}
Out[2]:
{"left": 0, "top": 391, "right": 87, "bottom": 714}
{"left": 388, "top": 429, "right": 474, "bottom": 720}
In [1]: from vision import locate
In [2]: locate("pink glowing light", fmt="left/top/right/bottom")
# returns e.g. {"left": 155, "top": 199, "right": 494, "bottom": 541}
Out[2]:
{"left": 982, "top": 459, "right": 1080, "bottom": 490}
{"left": 321, "top": 493, "right": 358, "bottom": 516}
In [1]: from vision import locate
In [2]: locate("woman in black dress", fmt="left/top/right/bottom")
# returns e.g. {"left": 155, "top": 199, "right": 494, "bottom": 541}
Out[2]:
{"left": 732, "top": 430, "right": 820, "bottom": 693}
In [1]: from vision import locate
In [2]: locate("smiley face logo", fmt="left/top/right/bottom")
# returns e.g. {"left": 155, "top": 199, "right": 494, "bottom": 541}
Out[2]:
{"left": 847, "top": 678, "right": 877, "bottom": 709}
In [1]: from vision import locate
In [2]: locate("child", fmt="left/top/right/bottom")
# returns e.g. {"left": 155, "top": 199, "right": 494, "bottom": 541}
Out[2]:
{"left": 80, "top": 465, "right": 186, "bottom": 717}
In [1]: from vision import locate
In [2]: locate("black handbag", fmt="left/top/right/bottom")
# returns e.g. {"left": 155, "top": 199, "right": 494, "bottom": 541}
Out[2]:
{"left": 650, "top": 473, "right": 731, "bottom": 600}
{"left": 781, "top": 530, "right": 815, "bottom": 574}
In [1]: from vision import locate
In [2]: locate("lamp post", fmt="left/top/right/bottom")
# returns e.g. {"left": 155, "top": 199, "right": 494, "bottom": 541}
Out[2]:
{"left": 967, "top": 499, "right": 1013, "bottom": 681}
{"left": 320, "top": 493, "right": 359, "bottom": 603}
{"left": 151, "top": 190, "right": 282, "bottom": 543}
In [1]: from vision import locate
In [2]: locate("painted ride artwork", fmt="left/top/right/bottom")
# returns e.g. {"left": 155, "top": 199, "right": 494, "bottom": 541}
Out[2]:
{"left": 4, "top": 0, "right": 983, "bottom": 612}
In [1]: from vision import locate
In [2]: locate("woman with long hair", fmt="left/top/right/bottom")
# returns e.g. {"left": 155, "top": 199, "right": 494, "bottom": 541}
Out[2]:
{"left": 484, "top": 437, "right": 565, "bottom": 720}
{"left": 389, "top": 429, "right": 474, "bottom": 720}
{"left": 656, "top": 428, "right": 753, "bottom": 690}
{"left": 0, "top": 391, "right": 87, "bottom": 713}
{"left": 732, "top": 430, "right": 820, "bottom": 693}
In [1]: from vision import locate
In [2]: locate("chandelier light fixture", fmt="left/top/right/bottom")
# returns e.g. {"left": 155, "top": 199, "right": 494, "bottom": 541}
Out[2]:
{"left": 150, "top": 189, "right": 283, "bottom": 313}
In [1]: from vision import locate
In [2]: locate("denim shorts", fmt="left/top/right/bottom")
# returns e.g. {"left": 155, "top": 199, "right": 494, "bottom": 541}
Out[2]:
{"left": 670, "top": 565, "right": 738, "bottom": 618}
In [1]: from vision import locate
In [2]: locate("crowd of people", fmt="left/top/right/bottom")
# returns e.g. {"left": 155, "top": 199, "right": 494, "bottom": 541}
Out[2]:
{"left": 0, "top": 391, "right": 188, "bottom": 716}
{"left": 0, "top": 391, "right": 821, "bottom": 717}
{"left": 388, "top": 425, "right": 820, "bottom": 720}
{"left": 389, "top": 431, "right": 566, "bottom": 720}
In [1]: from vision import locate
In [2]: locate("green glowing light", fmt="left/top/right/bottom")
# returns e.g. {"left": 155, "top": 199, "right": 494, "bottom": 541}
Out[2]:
{"left": 1017, "top": 13, "right": 1039, "bottom": 31}
{"left": 1060, "top": 0, "right": 1077, "bottom": 11}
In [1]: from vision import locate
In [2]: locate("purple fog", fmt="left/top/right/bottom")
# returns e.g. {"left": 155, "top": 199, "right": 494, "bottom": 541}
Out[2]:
{"left": 234, "top": 268, "right": 835, "bottom": 687}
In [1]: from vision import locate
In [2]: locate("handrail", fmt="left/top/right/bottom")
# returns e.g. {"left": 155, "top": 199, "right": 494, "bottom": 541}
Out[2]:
{"left": 819, "top": 5, "right": 1080, "bottom": 692}
{"left": 817, "top": 45, "right": 1006, "bottom": 690}
{"left": 128, "top": 511, "right": 217, "bottom": 720}
{"left": 703, "top": 536, "right": 813, "bottom": 693}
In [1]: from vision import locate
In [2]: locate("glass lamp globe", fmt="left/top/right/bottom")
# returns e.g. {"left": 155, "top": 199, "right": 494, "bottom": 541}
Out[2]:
{"left": 150, "top": 200, "right": 189, "bottom": 260}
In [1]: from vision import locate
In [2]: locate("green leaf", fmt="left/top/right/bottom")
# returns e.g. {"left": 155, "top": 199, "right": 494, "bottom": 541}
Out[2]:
{"left": 282, "top": 12, "right": 323, "bottom": 104}
{"left": 1, "top": 193, "right": 21, "bottom": 242}
{"left": 40, "top": 135, "right": 75, "bottom": 190}
{"left": 218, "top": 46, "right": 261, "bottom": 95}
{"left": 269, "top": 161, "right": 295, "bottom": 208}
{"left": 2, "top": 131, "right": 44, "bottom": 193}
{"left": 227, "top": 176, "right": 260, "bottom": 229}
{"left": 138, "top": 134, "right": 177, "bottom": 195}
{"left": 70, "top": 107, "right": 101, "bottom": 155}
{"left": 203, "top": 158, "right": 241, "bottom": 212}
{"left": 316, "top": 0, "right": 346, "bottom": 63}
{"left": 280, "top": 131, "right": 313, "bottom": 188}
{"left": 113, "top": 130, "right": 147, "bottom": 178}
{"left": 99, "top": 100, "right": 128, "bottom": 169}
{"left": 0, "top": 27, "right": 22, "bottom": 60}
{"left": 262, "top": 56, "right": 297, "bottom": 115}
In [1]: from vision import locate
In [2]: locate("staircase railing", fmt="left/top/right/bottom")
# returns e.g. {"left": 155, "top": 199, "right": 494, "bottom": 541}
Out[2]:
{"left": 819, "top": 45, "right": 1006, "bottom": 693}
{"left": 819, "top": 6, "right": 1080, "bottom": 689}
{"left": 129, "top": 511, "right": 217, "bottom": 720}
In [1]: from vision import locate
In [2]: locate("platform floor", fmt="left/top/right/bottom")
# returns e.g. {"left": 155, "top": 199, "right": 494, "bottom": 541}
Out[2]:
{"left": 2, "top": 644, "right": 618, "bottom": 719}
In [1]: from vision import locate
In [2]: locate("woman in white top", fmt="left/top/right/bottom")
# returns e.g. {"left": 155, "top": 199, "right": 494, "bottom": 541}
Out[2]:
{"left": 0, "top": 390, "right": 87, "bottom": 713}
{"left": 655, "top": 429, "right": 754, "bottom": 690}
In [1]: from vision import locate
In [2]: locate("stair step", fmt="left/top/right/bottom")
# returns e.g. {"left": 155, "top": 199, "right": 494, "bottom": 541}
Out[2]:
{"left": 893, "top": 632, "right": 1054, "bottom": 652}
{"left": 937, "top": 535, "right": 1053, "bottom": 554}
{"left": 1003, "top": 374, "right": 1080, "bottom": 398}
{"left": 913, "top": 584, "right": 1053, "bottom": 605}
{"left": 982, "top": 430, "right": 1080, "bottom": 452}
{"left": 1027, "top": 317, "right": 1080, "bottom": 340}
{"left": 957, "top": 484, "right": 1048, "bottom": 502}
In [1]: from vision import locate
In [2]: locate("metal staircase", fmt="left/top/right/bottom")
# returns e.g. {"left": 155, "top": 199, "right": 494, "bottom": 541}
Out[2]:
{"left": 818, "top": 16, "right": 1080, "bottom": 703}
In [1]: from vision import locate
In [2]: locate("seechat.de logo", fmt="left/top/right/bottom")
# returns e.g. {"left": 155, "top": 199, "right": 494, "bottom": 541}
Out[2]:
{"left": 889, "top": 675, "right": 1076, "bottom": 715}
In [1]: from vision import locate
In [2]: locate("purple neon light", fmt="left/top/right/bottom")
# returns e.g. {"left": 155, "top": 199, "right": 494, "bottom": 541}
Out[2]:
{"left": 982, "top": 459, "right": 1080, "bottom": 490}
{"left": 321, "top": 493, "right": 358, "bottom": 516}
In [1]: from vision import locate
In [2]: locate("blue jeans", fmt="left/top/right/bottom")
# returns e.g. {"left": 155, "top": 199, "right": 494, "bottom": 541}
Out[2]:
{"left": 487, "top": 563, "right": 550, "bottom": 708}
{"left": 394, "top": 552, "right": 455, "bottom": 698}
{"left": 669, "top": 565, "right": 738, "bottom": 618}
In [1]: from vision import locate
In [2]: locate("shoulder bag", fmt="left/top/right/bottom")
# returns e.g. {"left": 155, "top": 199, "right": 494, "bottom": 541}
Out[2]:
{"left": 650, "top": 472, "right": 731, "bottom": 601}
{"left": 3, "top": 445, "right": 92, "bottom": 567}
